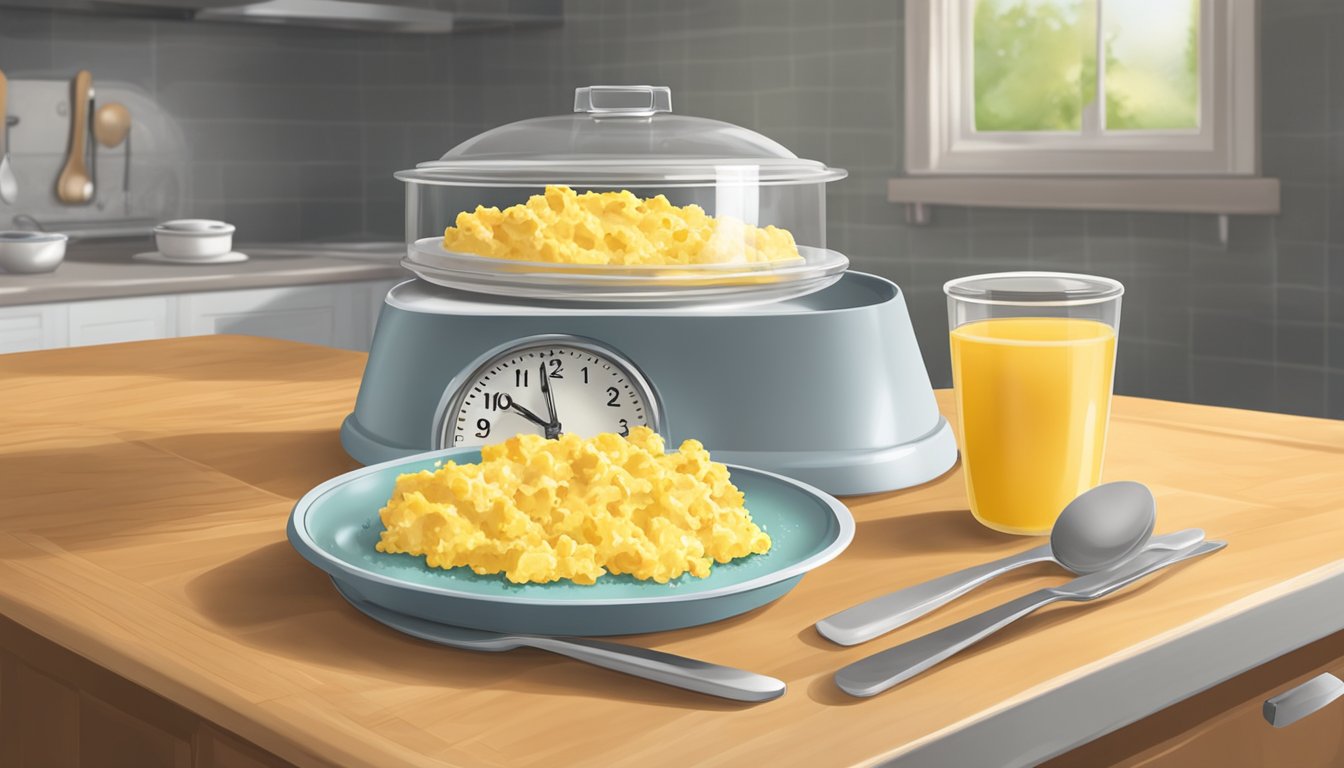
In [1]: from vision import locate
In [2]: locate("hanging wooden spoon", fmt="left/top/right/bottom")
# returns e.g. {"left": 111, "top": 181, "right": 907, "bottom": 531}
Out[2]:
{"left": 56, "top": 69, "right": 94, "bottom": 205}
{"left": 93, "top": 102, "right": 130, "bottom": 148}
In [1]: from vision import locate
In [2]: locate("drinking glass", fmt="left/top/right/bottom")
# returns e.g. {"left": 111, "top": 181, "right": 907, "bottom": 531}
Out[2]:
{"left": 945, "top": 272, "right": 1123, "bottom": 535}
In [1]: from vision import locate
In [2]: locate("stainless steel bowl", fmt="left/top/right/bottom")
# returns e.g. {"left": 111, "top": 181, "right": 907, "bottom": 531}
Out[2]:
{"left": 0, "top": 231, "right": 68, "bottom": 274}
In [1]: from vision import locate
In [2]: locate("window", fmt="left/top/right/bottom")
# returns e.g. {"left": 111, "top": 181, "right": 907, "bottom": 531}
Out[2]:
{"left": 905, "top": 0, "right": 1258, "bottom": 176}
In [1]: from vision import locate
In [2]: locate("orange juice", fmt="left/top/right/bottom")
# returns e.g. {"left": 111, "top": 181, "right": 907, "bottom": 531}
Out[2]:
{"left": 949, "top": 317, "right": 1117, "bottom": 535}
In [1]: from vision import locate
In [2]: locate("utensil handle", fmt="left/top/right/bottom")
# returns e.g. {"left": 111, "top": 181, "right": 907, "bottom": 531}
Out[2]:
{"left": 1147, "top": 528, "right": 1206, "bottom": 554}
{"left": 527, "top": 636, "right": 786, "bottom": 703}
{"left": 0, "top": 68, "right": 8, "bottom": 154}
{"left": 834, "top": 589, "right": 1059, "bottom": 697}
{"left": 816, "top": 544, "right": 1054, "bottom": 646}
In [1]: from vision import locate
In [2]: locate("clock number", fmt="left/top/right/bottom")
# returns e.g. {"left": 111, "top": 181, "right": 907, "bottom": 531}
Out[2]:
{"left": 451, "top": 347, "right": 652, "bottom": 446}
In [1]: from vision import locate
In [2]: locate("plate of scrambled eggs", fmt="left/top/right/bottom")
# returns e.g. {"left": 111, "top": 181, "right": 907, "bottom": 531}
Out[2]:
{"left": 375, "top": 428, "right": 773, "bottom": 586}
{"left": 401, "top": 186, "right": 848, "bottom": 306}
{"left": 288, "top": 429, "right": 854, "bottom": 636}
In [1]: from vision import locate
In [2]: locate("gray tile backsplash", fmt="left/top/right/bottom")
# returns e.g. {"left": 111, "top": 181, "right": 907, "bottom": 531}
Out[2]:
{"left": 0, "top": 6, "right": 381, "bottom": 241}
{"left": 1, "top": 0, "right": 1341, "bottom": 419}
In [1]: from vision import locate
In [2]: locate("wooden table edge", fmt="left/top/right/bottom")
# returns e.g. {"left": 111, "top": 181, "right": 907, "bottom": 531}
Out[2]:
{"left": 6, "top": 555, "right": 1344, "bottom": 768}
{"left": 878, "top": 561, "right": 1344, "bottom": 767}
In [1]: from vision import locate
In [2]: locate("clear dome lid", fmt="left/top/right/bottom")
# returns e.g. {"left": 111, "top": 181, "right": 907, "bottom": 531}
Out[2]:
{"left": 396, "top": 86, "right": 848, "bottom": 188}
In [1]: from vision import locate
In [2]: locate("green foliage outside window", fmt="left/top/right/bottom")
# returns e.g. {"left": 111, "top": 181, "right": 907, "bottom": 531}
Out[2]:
{"left": 974, "top": 0, "right": 1199, "bottom": 133}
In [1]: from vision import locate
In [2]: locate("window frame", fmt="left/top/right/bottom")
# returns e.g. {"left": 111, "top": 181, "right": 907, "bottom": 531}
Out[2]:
{"left": 904, "top": 0, "right": 1259, "bottom": 176}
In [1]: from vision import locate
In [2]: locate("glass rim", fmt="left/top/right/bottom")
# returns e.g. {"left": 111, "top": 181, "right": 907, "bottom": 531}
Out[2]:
{"left": 943, "top": 271, "right": 1124, "bottom": 307}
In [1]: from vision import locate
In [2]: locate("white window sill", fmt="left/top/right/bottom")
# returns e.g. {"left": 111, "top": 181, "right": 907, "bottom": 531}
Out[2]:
{"left": 888, "top": 176, "right": 1279, "bottom": 214}
{"left": 887, "top": 177, "right": 1279, "bottom": 244}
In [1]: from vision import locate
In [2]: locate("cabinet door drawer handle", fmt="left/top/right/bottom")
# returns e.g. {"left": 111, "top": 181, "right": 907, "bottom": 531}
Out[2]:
{"left": 1263, "top": 673, "right": 1344, "bottom": 728}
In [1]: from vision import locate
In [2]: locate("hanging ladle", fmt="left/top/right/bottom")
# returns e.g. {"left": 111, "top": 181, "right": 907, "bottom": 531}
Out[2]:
{"left": 94, "top": 102, "right": 130, "bottom": 148}
{"left": 93, "top": 101, "right": 132, "bottom": 210}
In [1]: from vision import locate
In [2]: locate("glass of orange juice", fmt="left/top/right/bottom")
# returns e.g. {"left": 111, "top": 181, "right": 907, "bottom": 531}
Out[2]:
{"left": 944, "top": 272, "right": 1123, "bottom": 535}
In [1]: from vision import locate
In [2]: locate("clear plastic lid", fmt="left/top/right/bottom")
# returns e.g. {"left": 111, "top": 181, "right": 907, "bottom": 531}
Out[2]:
{"left": 944, "top": 272, "right": 1124, "bottom": 306}
{"left": 395, "top": 85, "right": 848, "bottom": 188}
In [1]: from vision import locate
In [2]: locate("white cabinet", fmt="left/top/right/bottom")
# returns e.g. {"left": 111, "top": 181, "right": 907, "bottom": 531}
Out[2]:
{"left": 178, "top": 284, "right": 360, "bottom": 350}
{"left": 0, "top": 279, "right": 393, "bottom": 355}
{"left": 68, "top": 296, "right": 174, "bottom": 348}
{"left": 0, "top": 304, "right": 67, "bottom": 354}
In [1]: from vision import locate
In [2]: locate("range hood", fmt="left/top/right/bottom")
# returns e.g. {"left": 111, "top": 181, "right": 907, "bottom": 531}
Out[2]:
{"left": 195, "top": 0, "right": 463, "bottom": 33}
{"left": 1, "top": 0, "right": 560, "bottom": 34}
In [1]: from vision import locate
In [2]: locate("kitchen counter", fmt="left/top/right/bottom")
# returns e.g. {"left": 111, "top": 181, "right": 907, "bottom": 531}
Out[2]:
{"left": 1, "top": 336, "right": 1343, "bottom": 767}
{"left": 0, "top": 241, "right": 408, "bottom": 307}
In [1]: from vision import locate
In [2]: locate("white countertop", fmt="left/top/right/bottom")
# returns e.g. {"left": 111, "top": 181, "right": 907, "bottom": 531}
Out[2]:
{"left": 0, "top": 241, "right": 410, "bottom": 306}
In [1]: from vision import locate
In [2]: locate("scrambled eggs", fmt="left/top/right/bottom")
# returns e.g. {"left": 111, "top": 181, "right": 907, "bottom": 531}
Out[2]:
{"left": 442, "top": 185, "right": 801, "bottom": 266}
{"left": 375, "top": 427, "right": 772, "bottom": 585}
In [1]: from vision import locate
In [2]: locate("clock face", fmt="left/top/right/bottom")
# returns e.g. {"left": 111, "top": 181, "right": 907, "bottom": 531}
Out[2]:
{"left": 442, "top": 339, "right": 659, "bottom": 448}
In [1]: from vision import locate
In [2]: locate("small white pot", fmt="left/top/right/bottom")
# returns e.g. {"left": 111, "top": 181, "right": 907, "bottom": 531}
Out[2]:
{"left": 0, "top": 231, "right": 69, "bottom": 274}
{"left": 153, "top": 219, "right": 235, "bottom": 259}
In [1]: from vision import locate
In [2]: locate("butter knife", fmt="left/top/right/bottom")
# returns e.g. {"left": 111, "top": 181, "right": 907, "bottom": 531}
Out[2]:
{"left": 333, "top": 581, "right": 786, "bottom": 703}
{"left": 835, "top": 538, "right": 1226, "bottom": 697}
{"left": 818, "top": 528, "right": 1206, "bottom": 646}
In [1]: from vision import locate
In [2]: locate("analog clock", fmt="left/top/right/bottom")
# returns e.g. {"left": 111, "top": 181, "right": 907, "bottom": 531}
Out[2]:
{"left": 438, "top": 336, "right": 662, "bottom": 449}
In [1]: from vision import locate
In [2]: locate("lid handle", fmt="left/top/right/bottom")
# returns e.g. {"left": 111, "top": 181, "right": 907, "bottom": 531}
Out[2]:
{"left": 574, "top": 85, "right": 671, "bottom": 117}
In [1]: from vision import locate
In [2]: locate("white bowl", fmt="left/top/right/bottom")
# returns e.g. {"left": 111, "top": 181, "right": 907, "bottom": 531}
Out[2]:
{"left": 0, "top": 231, "right": 68, "bottom": 274}
{"left": 153, "top": 219, "right": 235, "bottom": 259}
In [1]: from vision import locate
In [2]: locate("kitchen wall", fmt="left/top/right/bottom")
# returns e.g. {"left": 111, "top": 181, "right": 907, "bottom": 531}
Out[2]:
{"left": 0, "top": 5, "right": 460, "bottom": 241}
{"left": 2, "top": 0, "right": 1340, "bottom": 419}
{"left": 529, "top": 0, "right": 1342, "bottom": 420}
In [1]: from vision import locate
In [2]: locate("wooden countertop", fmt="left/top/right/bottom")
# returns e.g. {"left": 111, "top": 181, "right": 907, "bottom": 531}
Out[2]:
{"left": 2, "top": 336, "right": 1343, "bottom": 768}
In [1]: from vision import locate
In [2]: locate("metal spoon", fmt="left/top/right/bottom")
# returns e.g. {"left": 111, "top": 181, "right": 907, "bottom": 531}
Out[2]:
{"left": 834, "top": 538, "right": 1224, "bottom": 697}
{"left": 816, "top": 481, "right": 1159, "bottom": 646}
{"left": 0, "top": 69, "right": 17, "bottom": 204}
{"left": 0, "top": 117, "right": 15, "bottom": 205}
{"left": 334, "top": 581, "right": 786, "bottom": 703}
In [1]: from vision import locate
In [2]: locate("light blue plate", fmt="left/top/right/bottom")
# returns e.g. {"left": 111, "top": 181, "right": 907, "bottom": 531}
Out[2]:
{"left": 288, "top": 447, "right": 854, "bottom": 635}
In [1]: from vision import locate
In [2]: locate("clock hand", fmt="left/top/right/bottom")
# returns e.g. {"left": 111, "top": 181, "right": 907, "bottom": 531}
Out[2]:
{"left": 507, "top": 400, "right": 551, "bottom": 430}
{"left": 538, "top": 362, "right": 562, "bottom": 439}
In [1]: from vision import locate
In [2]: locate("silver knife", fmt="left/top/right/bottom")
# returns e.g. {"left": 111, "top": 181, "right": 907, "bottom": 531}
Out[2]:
{"left": 818, "top": 528, "right": 1206, "bottom": 646}
{"left": 835, "top": 538, "right": 1226, "bottom": 697}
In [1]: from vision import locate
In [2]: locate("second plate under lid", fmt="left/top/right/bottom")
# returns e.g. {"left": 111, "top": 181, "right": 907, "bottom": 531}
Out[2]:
{"left": 402, "top": 237, "right": 849, "bottom": 308}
